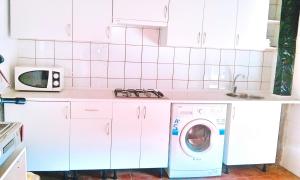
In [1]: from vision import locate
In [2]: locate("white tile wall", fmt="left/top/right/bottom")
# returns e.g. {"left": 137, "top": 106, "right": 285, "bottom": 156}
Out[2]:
{"left": 16, "top": 27, "right": 276, "bottom": 90}
{"left": 190, "top": 48, "right": 205, "bottom": 65}
{"left": 36, "top": 41, "right": 54, "bottom": 59}
{"left": 55, "top": 41, "right": 72, "bottom": 59}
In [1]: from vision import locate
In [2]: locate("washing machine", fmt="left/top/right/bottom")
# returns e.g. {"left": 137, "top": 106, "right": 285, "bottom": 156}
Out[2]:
{"left": 167, "top": 103, "right": 227, "bottom": 178}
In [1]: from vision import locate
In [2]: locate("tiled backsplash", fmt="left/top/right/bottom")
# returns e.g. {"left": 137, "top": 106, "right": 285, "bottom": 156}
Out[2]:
{"left": 16, "top": 26, "right": 276, "bottom": 90}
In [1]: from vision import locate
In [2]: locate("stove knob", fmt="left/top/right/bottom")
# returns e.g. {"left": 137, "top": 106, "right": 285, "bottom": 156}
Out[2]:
{"left": 53, "top": 73, "right": 60, "bottom": 79}
{"left": 53, "top": 81, "right": 60, "bottom": 87}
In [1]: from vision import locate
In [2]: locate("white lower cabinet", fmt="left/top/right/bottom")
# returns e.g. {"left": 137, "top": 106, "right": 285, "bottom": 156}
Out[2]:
{"left": 111, "top": 101, "right": 170, "bottom": 169}
{"left": 70, "top": 102, "right": 112, "bottom": 170}
{"left": 0, "top": 147, "right": 27, "bottom": 180}
{"left": 223, "top": 102, "right": 282, "bottom": 165}
{"left": 139, "top": 103, "right": 170, "bottom": 168}
{"left": 4, "top": 101, "right": 70, "bottom": 171}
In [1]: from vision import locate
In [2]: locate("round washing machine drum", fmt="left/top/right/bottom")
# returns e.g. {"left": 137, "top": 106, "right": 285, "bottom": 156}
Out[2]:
{"left": 179, "top": 119, "right": 217, "bottom": 158}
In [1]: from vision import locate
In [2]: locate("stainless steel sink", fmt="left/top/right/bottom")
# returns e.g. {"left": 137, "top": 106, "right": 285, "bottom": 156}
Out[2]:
{"left": 226, "top": 92, "right": 264, "bottom": 99}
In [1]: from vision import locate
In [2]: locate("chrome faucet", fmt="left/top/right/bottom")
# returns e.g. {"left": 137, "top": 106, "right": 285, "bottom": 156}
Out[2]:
{"left": 232, "top": 74, "right": 245, "bottom": 94}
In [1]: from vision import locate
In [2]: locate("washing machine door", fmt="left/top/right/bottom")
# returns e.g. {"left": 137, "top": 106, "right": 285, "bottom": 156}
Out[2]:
{"left": 179, "top": 119, "right": 217, "bottom": 158}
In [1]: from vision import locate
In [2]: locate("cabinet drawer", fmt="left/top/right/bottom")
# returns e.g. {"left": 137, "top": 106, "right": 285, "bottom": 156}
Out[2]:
{"left": 71, "top": 102, "right": 112, "bottom": 119}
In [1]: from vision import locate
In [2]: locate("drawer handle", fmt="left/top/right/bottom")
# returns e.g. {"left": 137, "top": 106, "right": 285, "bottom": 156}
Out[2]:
{"left": 143, "top": 106, "right": 146, "bottom": 119}
{"left": 65, "top": 24, "right": 71, "bottom": 37}
{"left": 232, "top": 107, "right": 236, "bottom": 120}
{"left": 137, "top": 106, "right": 140, "bottom": 119}
{"left": 65, "top": 106, "right": 69, "bottom": 119}
{"left": 84, "top": 109, "right": 100, "bottom": 112}
{"left": 106, "top": 122, "right": 110, "bottom": 136}
{"left": 236, "top": 34, "right": 240, "bottom": 46}
{"left": 197, "top": 32, "right": 201, "bottom": 44}
{"left": 106, "top": 26, "right": 111, "bottom": 39}
{"left": 164, "top": 5, "right": 168, "bottom": 19}
{"left": 202, "top": 32, "right": 206, "bottom": 45}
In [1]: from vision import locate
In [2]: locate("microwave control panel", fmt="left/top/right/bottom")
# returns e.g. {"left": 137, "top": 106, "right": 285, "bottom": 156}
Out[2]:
{"left": 52, "top": 71, "right": 60, "bottom": 88}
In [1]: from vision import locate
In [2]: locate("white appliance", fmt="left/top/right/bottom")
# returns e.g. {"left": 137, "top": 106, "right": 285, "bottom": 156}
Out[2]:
{"left": 15, "top": 66, "right": 64, "bottom": 91}
{"left": 167, "top": 103, "right": 227, "bottom": 178}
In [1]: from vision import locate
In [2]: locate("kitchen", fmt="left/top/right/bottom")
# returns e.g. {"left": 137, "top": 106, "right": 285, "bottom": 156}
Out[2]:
{"left": 0, "top": 0, "right": 300, "bottom": 179}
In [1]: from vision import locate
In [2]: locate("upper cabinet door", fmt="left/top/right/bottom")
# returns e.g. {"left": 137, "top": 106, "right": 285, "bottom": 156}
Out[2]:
{"left": 161, "top": 0, "right": 205, "bottom": 47}
{"left": 202, "top": 0, "right": 238, "bottom": 49}
{"left": 235, "top": 0, "right": 269, "bottom": 50}
{"left": 73, "top": 0, "right": 112, "bottom": 42}
{"left": 113, "top": 0, "right": 169, "bottom": 26}
{"left": 10, "top": 0, "right": 72, "bottom": 40}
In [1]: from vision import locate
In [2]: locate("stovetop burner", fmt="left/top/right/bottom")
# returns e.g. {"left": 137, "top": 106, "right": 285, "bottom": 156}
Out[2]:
{"left": 114, "top": 89, "right": 164, "bottom": 98}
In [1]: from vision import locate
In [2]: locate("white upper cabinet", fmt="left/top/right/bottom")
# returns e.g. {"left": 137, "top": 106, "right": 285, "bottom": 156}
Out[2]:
{"left": 73, "top": 0, "right": 112, "bottom": 42}
{"left": 160, "top": 0, "right": 205, "bottom": 47}
{"left": 162, "top": 0, "right": 270, "bottom": 50}
{"left": 202, "top": 0, "right": 237, "bottom": 49}
{"left": 10, "top": 0, "right": 72, "bottom": 40}
{"left": 113, "top": 0, "right": 170, "bottom": 27}
{"left": 235, "top": 0, "right": 269, "bottom": 50}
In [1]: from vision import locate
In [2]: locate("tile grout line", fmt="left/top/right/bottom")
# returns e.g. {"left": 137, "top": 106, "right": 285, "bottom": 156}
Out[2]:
{"left": 107, "top": 44, "right": 109, "bottom": 88}
{"left": 140, "top": 28, "right": 144, "bottom": 89}
{"left": 34, "top": 40, "right": 37, "bottom": 65}
{"left": 202, "top": 48, "right": 207, "bottom": 89}
{"left": 123, "top": 26, "right": 127, "bottom": 89}
{"left": 156, "top": 29, "right": 161, "bottom": 89}
{"left": 71, "top": 0, "right": 74, "bottom": 88}
{"left": 217, "top": 49, "right": 222, "bottom": 89}
{"left": 89, "top": 42, "right": 92, "bottom": 88}
{"left": 260, "top": 51, "right": 266, "bottom": 90}
{"left": 246, "top": 51, "right": 251, "bottom": 90}
{"left": 186, "top": 48, "right": 192, "bottom": 89}
{"left": 53, "top": 40, "right": 56, "bottom": 66}
{"left": 171, "top": 47, "right": 175, "bottom": 89}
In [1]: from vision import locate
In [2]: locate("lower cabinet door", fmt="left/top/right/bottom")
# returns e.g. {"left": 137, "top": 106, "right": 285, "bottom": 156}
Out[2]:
{"left": 140, "top": 102, "right": 170, "bottom": 168}
{"left": 111, "top": 102, "right": 141, "bottom": 169}
{"left": 70, "top": 118, "right": 111, "bottom": 170}
{"left": 4, "top": 101, "right": 70, "bottom": 171}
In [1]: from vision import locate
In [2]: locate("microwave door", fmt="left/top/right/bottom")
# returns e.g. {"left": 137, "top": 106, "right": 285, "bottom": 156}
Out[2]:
{"left": 18, "top": 70, "right": 49, "bottom": 89}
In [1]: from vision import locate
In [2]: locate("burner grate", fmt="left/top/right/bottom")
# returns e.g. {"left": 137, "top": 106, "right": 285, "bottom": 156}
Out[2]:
{"left": 114, "top": 89, "right": 164, "bottom": 98}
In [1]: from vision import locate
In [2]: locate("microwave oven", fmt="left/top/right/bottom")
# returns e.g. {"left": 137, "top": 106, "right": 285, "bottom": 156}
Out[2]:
{"left": 15, "top": 66, "right": 64, "bottom": 91}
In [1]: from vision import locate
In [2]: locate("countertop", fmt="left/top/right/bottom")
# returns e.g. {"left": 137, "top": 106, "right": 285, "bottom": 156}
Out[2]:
{"left": 2, "top": 88, "right": 300, "bottom": 104}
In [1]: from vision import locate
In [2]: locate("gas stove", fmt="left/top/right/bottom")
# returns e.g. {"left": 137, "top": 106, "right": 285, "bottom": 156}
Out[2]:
{"left": 114, "top": 89, "right": 165, "bottom": 98}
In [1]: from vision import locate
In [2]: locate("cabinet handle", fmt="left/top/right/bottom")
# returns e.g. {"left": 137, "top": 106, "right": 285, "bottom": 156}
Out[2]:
{"left": 106, "top": 122, "right": 110, "bottom": 136}
{"left": 65, "top": 24, "right": 71, "bottom": 37}
{"left": 197, "top": 32, "right": 201, "bottom": 44}
{"left": 84, "top": 109, "right": 99, "bottom": 112}
{"left": 236, "top": 34, "right": 240, "bottom": 46}
{"left": 164, "top": 5, "right": 168, "bottom": 19}
{"left": 105, "top": 26, "right": 111, "bottom": 39}
{"left": 202, "top": 32, "right": 206, "bottom": 45}
{"left": 137, "top": 106, "right": 140, "bottom": 119}
{"left": 232, "top": 107, "right": 236, "bottom": 120}
{"left": 65, "top": 106, "right": 69, "bottom": 119}
{"left": 143, "top": 106, "right": 146, "bottom": 119}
